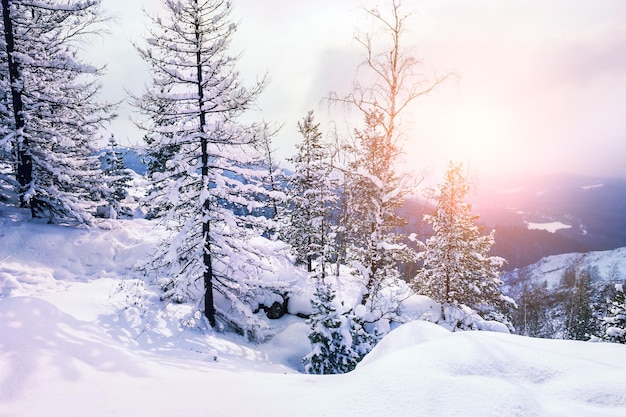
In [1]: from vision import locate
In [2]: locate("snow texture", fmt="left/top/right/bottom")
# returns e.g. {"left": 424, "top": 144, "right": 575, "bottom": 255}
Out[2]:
{"left": 1, "top": 212, "right": 626, "bottom": 416}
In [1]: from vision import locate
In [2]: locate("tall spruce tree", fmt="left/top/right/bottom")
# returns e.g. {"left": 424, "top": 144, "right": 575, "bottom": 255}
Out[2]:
{"left": 413, "top": 162, "right": 511, "bottom": 323}
{"left": 1, "top": 0, "right": 114, "bottom": 222}
{"left": 285, "top": 110, "right": 337, "bottom": 277}
{"left": 303, "top": 280, "right": 354, "bottom": 374}
{"left": 133, "top": 0, "right": 286, "bottom": 338}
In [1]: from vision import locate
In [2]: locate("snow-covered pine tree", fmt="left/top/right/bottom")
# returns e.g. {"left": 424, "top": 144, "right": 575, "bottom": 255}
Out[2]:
{"left": 413, "top": 162, "right": 512, "bottom": 324}
{"left": 250, "top": 125, "right": 284, "bottom": 236}
{"left": 1, "top": 0, "right": 114, "bottom": 222}
{"left": 328, "top": 1, "right": 449, "bottom": 317}
{"left": 133, "top": 0, "right": 287, "bottom": 338}
{"left": 100, "top": 133, "right": 133, "bottom": 218}
{"left": 140, "top": 88, "right": 180, "bottom": 220}
{"left": 602, "top": 283, "right": 625, "bottom": 344}
{"left": 342, "top": 109, "right": 413, "bottom": 315}
{"left": 303, "top": 279, "right": 356, "bottom": 374}
{"left": 285, "top": 110, "right": 338, "bottom": 276}
{"left": 303, "top": 278, "right": 380, "bottom": 374}
{"left": 344, "top": 304, "right": 381, "bottom": 363}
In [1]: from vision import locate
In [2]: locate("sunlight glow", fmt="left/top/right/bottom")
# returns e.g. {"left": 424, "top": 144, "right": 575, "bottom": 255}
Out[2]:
{"left": 404, "top": 98, "right": 520, "bottom": 180}
{"left": 437, "top": 101, "right": 517, "bottom": 170}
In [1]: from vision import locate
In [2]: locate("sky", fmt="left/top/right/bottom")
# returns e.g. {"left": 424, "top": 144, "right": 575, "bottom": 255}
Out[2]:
{"left": 93, "top": 0, "right": 626, "bottom": 184}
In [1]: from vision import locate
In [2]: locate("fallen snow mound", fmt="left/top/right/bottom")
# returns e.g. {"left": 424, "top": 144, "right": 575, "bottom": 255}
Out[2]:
{"left": 358, "top": 320, "right": 451, "bottom": 367}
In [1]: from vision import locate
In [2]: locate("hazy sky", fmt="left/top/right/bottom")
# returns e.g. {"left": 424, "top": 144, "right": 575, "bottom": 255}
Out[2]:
{"left": 95, "top": 0, "right": 626, "bottom": 182}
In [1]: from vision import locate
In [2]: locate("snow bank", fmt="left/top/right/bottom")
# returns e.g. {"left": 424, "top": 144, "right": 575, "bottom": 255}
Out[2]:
{"left": 259, "top": 321, "right": 311, "bottom": 371}
{"left": 358, "top": 320, "right": 451, "bottom": 367}
{"left": 0, "top": 217, "right": 158, "bottom": 297}
{"left": 352, "top": 323, "right": 626, "bottom": 417}
{"left": 2, "top": 293, "right": 625, "bottom": 417}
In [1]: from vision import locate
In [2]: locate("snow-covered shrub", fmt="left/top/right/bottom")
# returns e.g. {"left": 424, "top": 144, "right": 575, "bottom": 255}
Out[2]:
{"left": 346, "top": 305, "right": 382, "bottom": 360}
{"left": 302, "top": 278, "right": 384, "bottom": 374}
{"left": 303, "top": 280, "right": 355, "bottom": 374}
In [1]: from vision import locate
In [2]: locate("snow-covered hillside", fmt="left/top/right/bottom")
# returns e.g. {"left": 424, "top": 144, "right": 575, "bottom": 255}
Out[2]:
{"left": 504, "top": 246, "right": 626, "bottom": 289}
{"left": 1, "top": 212, "right": 626, "bottom": 417}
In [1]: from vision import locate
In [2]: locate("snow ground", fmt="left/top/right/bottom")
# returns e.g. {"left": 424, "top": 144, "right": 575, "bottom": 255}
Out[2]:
{"left": 1, "top": 211, "right": 626, "bottom": 417}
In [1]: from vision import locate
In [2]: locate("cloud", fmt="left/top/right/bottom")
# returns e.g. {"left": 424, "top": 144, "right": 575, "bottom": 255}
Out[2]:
{"left": 92, "top": 0, "right": 626, "bottom": 179}
{"left": 536, "top": 26, "right": 626, "bottom": 89}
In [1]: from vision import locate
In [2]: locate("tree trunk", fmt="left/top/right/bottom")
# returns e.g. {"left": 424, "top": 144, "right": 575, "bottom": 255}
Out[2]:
{"left": 194, "top": 5, "right": 216, "bottom": 327}
{"left": 2, "top": 0, "right": 32, "bottom": 206}
{"left": 361, "top": 221, "right": 379, "bottom": 306}
{"left": 203, "top": 222, "right": 216, "bottom": 327}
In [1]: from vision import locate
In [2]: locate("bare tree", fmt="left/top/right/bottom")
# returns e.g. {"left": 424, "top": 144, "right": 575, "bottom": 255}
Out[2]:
{"left": 330, "top": 0, "right": 452, "bottom": 316}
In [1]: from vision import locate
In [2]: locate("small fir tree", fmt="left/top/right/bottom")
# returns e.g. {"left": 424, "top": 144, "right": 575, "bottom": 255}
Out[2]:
{"left": 303, "top": 279, "right": 354, "bottom": 374}
{"left": 140, "top": 96, "right": 179, "bottom": 220}
{"left": 345, "top": 305, "right": 381, "bottom": 363}
{"left": 303, "top": 277, "right": 380, "bottom": 374}
{"left": 254, "top": 128, "right": 284, "bottom": 229}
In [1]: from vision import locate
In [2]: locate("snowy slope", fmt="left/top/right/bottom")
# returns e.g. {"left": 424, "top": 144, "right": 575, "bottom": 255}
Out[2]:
{"left": 1, "top": 212, "right": 626, "bottom": 417}
{"left": 504, "top": 246, "right": 626, "bottom": 289}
